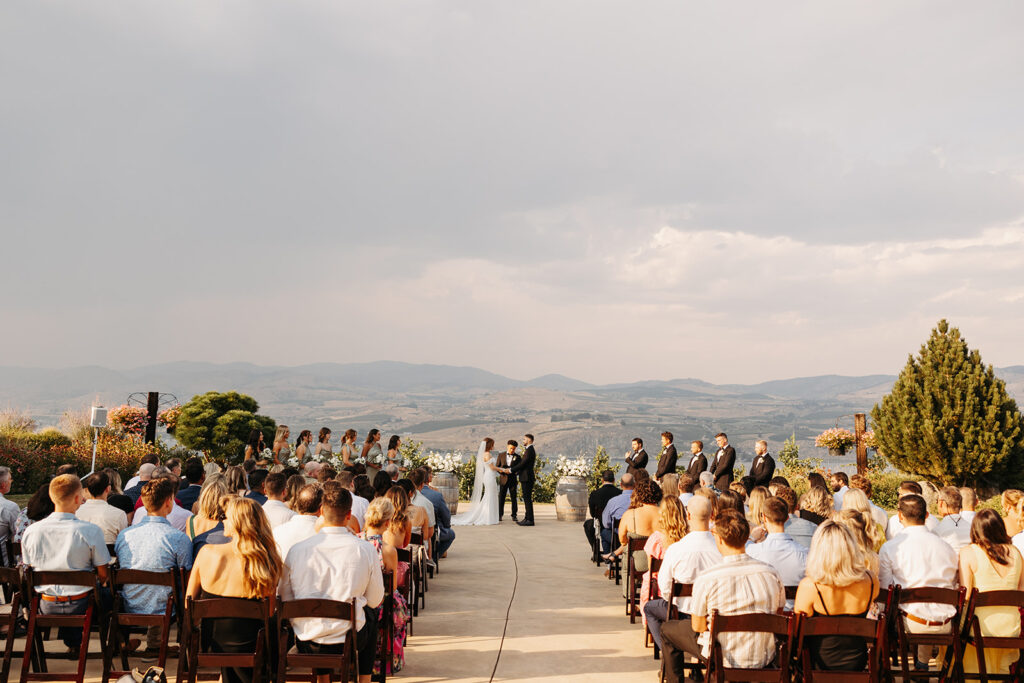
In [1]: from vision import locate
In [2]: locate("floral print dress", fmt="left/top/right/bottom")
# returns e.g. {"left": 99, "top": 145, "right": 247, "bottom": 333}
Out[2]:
{"left": 366, "top": 534, "right": 409, "bottom": 674}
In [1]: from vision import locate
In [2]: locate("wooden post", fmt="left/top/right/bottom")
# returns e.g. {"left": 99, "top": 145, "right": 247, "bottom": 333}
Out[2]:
{"left": 145, "top": 391, "right": 159, "bottom": 444}
{"left": 854, "top": 413, "right": 867, "bottom": 475}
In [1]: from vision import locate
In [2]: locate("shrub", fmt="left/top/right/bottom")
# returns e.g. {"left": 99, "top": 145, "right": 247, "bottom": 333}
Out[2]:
{"left": 175, "top": 391, "right": 275, "bottom": 462}
{"left": 24, "top": 428, "right": 72, "bottom": 451}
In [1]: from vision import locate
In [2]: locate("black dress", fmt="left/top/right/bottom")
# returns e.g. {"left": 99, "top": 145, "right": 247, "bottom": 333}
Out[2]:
{"left": 199, "top": 591, "right": 264, "bottom": 683}
{"left": 806, "top": 578, "right": 873, "bottom": 672}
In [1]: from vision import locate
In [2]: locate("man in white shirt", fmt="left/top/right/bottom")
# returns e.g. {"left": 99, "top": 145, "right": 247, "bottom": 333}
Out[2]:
{"left": 337, "top": 471, "right": 368, "bottom": 530}
{"left": 76, "top": 471, "right": 128, "bottom": 544}
{"left": 274, "top": 484, "right": 323, "bottom": 560}
{"left": 934, "top": 486, "right": 972, "bottom": 552}
{"left": 281, "top": 481, "right": 384, "bottom": 683}
{"left": 130, "top": 473, "right": 192, "bottom": 532}
{"left": 677, "top": 474, "right": 696, "bottom": 508}
{"left": 886, "top": 481, "right": 939, "bottom": 539}
{"left": 831, "top": 472, "right": 850, "bottom": 512}
{"left": 643, "top": 495, "right": 721, "bottom": 652}
{"left": 959, "top": 487, "right": 978, "bottom": 523}
{"left": 879, "top": 494, "right": 959, "bottom": 669}
{"left": 0, "top": 466, "right": 23, "bottom": 564}
{"left": 262, "top": 473, "right": 296, "bottom": 529}
{"left": 746, "top": 496, "right": 808, "bottom": 609}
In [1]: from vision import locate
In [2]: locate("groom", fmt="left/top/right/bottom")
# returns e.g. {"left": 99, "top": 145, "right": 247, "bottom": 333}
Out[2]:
{"left": 509, "top": 433, "right": 536, "bottom": 526}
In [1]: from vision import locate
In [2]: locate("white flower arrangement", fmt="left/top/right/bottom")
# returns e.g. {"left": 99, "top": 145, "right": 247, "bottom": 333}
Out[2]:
{"left": 286, "top": 455, "right": 301, "bottom": 468}
{"left": 260, "top": 448, "right": 274, "bottom": 460}
{"left": 402, "top": 458, "right": 413, "bottom": 469}
{"left": 425, "top": 450, "right": 463, "bottom": 473}
{"left": 553, "top": 454, "right": 591, "bottom": 478}
{"left": 354, "top": 456, "right": 367, "bottom": 465}
{"left": 371, "top": 451, "right": 389, "bottom": 466}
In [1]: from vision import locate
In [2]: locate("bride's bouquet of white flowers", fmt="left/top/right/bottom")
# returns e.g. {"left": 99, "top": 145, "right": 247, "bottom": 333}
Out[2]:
{"left": 553, "top": 454, "right": 591, "bottom": 478}
{"left": 425, "top": 450, "right": 463, "bottom": 473}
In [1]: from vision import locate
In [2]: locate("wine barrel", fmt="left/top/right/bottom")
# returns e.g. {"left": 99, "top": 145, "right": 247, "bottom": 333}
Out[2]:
{"left": 433, "top": 471, "right": 459, "bottom": 514}
{"left": 555, "top": 476, "right": 588, "bottom": 522}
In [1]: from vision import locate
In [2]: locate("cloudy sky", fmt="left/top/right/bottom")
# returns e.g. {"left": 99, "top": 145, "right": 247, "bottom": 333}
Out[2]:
{"left": 3, "top": 2, "right": 1024, "bottom": 384}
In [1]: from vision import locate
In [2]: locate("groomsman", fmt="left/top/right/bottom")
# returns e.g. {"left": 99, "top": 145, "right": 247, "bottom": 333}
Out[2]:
{"left": 654, "top": 432, "right": 678, "bottom": 481}
{"left": 710, "top": 432, "right": 736, "bottom": 491}
{"left": 749, "top": 440, "right": 775, "bottom": 488}
{"left": 498, "top": 440, "right": 520, "bottom": 521}
{"left": 624, "top": 438, "right": 649, "bottom": 476}
{"left": 685, "top": 441, "right": 708, "bottom": 479}
{"left": 511, "top": 434, "right": 537, "bottom": 526}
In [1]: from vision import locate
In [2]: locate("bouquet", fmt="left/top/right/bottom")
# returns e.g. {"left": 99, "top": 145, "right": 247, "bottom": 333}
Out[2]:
{"left": 260, "top": 448, "right": 274, "bottom": 461}
{"left": 371, "top": 451, "right": 389, "bottom": 466}
{"left": 286, "top": 455, "right": 301, "bottom": 468}
{"left": 425, "top": 451, "right": 463, "bottom": 473}
{"left": 814, "top": 428, "right": 856, "bottom": 450}
{"left": 553, "top": 454, "right": 591, "bottom": 478}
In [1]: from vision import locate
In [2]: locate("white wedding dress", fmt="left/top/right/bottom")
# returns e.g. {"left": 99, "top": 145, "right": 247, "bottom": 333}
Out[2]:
{"left": 451, "top": 441, "right": 500, "bottom": 526}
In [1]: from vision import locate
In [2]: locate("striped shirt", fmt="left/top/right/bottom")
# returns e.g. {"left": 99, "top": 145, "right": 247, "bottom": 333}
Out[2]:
{"left": 690, "top": 553, "right": 785, "bottom": 668}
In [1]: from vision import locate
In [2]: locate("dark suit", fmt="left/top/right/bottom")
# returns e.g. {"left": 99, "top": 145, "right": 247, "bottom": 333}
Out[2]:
{"left": 509, "top": 443, "right": 536, "bottom": 523}
{"left": 711, "top": 445, "right": 736, "bottom": 491}
{"left": 625, "top": 449, "right": 649, "bottom": 476}
{"left": 655, "top": 444, "right": 678, "bottom": 480}
{"left": 684, "top": 453, "right": 707, "bottom": 479}
{"left": 497, "top": 449, "right": 520, "bottom": 520}
{"left": 585, "top": 483, "right": 622, "bottom": 556}
{"left": 749, "top": 453, "right": 776, "bottom": 489}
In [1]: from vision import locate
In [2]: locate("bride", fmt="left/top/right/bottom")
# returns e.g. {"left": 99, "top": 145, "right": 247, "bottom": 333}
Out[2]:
{"left": 452, "top": 438, "right": 509, "bottom": 526}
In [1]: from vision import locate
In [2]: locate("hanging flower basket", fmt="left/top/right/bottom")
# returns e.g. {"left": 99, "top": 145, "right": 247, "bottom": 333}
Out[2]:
{"left": 829, "top": 446, "right": 847, "bottom": 457}
{"left": 815, "top": 428, "right": 856, "bottom": 455}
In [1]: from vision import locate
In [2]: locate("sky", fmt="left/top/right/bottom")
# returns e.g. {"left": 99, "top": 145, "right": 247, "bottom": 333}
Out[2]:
{"left": 2, "top": 1, "right": 1024, "bottom": 385}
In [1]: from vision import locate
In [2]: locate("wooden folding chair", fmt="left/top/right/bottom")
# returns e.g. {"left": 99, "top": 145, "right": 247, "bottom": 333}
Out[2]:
{"left": 180, "top": 595, "right": 271, "bottom": 683}
{"left": 3, "top": 539, "right": 19, "bottom": 568}
{"left": 608, "top": 518, "right": 622, "bottom": 585}
{"left": 796, "top": 612, "right": 888, "bottom": 682}
{"left": 20, "top": 568, "right": 105, "bottom": 683}
{"left": 430, "top": 527, "right": 441, "bottom": 575}
{"left": 0, "top": 566, "right": 24, "bottom": 682}
{"left": 277, "top": 598, "right": 358, "bottom": 683}
{"left": 626, "top": 535, "right": 649, "bottom": 623}
{"left": 890, "top": 585, "right": 964, "bottom": 682}
{"left": 103, "top": 568, "right": 178, "bottom": 683}
{"left": 395, "top": 548, "right": 415, "bottom": 631}
{"left": 660, "top": 581, "right": 704, "bottom": 683}
{"left": 959, "top": 588, "right": 1024, "bottom": 682}
{"left": 645, "top": 557, "right": 662, "bottom": 656}
{"left": 707, "top": 610, "right": 795, "bottom": 682}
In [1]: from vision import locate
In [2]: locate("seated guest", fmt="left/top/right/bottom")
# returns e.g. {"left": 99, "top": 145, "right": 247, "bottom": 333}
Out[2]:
{"left": 177, "top": 458, "right": 205, "bottom": 512}
{"left": 831, "top": 472, "right": 850, "bottom": 511}
{"left": 960, "top": 487, "right": 978, "bottom": 523}
{"left": 0, "top": 467, "right": 17, "bottom": 564}
{"left": 641, "top": 496, "right": 687, "bottom": 625}
{"left": 600, "top": 474, "right": 634, "bottom": 555}
{"left": 799, "top": 486, "right": 834, "bottom": 526}
{"left": 223, "top": 466, "right": 248, "bottom": 496}
{"left": 245, "top": 469, "right": 269, "bottom": 505}
{"left": 103, "top": 468, "right": 136, "bottom": 522}
{"left": 285, "top": 474, "right": 306, "bottom": 509}
{"left": 849, "top": 474, "right": 888, "bottom": 528}
{"left": 644, "top": 496, "right": 721, "bottom": 652}
{"left": 807, "top": 472, "right": 830, "bottom": 493}
{"left": 934, "top": 486, "right": 971, "bottom": 552}
{"left": 661, "top": 509, "right": 784, "bottom": 682}
{"left": 187, "top": 497, "right": 283, "bottom": 683}
{"left": 747, "top": 496, "right": 808, "bottom": 607}
{"left": 836, "top": 509, "right": 882, "bottom": 573}
{"left": 885, "top": 481, "right": 939, "bottom": 539}
{"left": 338, "top": 471, "right": 369, "bottom": 530}
{"left": 124, "top": 454, "right": 160, "bottom": 490}
{"left": 124, "top": 463, "right": 156, "bottom": 503}
{"left": 115, "top": 477, "right": 193, "bottom": 657}
{"left": 1002, "top": 489, "right": 1023, "bottom": 537}
{"left": 22, "top": 474, "right": 111, "bottom": 656}
{"left": 776, "top": 486, "right": 818, "bottom": 548}
{"left": 660, "top": 473, "right": 679, "bottom": 499}
{"left": 745, "top": 486, "right": 769, "bottom": 543}
{"left": 585, "top": 470, "right": 620, "bottom": 559}
{"left": 407, "top": 470, "right": 436, "bottom": 559}
{"left": 14, "top": 482, "right": 55, "bottom": 542}
{"left": 274, "top": 483, "right": 324, "bottom": 560}
{"left": 768, "top": 476, "right": 791, "bottom": 494}
{"left": 76, "top": 471, "right": 128, "bottom": 544}
{"left": 361, "top": 497, "right": 410, "bottom": 675}
{"left": 677, "top": 474, "right": 696, "bottom": 507}
{"left": 281, "top": 482, "right": 384, "bottom": 683}
{"left": 384, "top": 463, "right": 400, "bottom": 482}
{"left": 961, "top": 508, "right": 1024, "bottom": 676}
{"left": 187, "top": 477, "right": 228, "bottom": 540}
{"left": 131, "top": 472, "right": 193, "bottom": 532}
{"left": 717, "top": 490, "right": 745, "bottom": 516}
{"left": 397, "top": 480, "right": 432, "bottom": 547}
{"left": 192, "top": 494, "right": 235, "bottom": 561}
{"left": 383, "top": 487, "right": 414, "bottom": 549}
{"left": 794, "top": 521, "right": 879, "bottom": 671}
{"left": 879, "top": 494, "right": 958, "bottom": 669}
{"left": 604, "top": 479, "right": 662, "bottom": 563}
{"left": 261, "top": 473, "right": 296, "bottom": 529}
{"left": 372, "top": 471, "right": 393, "bottom": 499}
{"left": 840, "top": 489, "right": 885, "bottom": 550}
{"left": 698, "top": 471, "right": 718, "bottom": 493}
{"left": 418, "top": 467, "right": 456, "bottom": 558}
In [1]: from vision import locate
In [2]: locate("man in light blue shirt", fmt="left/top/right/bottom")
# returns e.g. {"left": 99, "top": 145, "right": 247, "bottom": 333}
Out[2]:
{"left": 601, "top": 473, "right": 634, "bottom": 553}
{"left": 22, "top": 474, "right": 111, "bottom": 655}
{"left": 776, "top": 486, "right": 819, "bottom": 549}
{"left": 747, "top": 496, "right": 808, "bottom": 609}
{"left": 115, "top": 477, "right": 193, "bottom": 657}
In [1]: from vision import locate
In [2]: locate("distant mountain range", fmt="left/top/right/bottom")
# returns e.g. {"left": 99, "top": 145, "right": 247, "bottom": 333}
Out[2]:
{"left": 3, "top": 361, "right": 1023, "bottom": 464}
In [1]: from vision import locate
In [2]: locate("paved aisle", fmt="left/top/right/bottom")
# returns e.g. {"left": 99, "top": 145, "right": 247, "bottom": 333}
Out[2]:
{"left": 403, "top": 503, "right": 654, "bottom": 683}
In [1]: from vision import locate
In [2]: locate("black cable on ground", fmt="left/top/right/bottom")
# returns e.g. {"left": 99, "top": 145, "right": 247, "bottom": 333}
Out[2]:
{"left": 489, "top": 541, "right": 519, "bottom": 683}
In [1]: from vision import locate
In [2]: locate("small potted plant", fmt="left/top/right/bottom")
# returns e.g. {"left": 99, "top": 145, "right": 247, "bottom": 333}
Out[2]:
{"left": 814, "top": 428, "right": 856, "bottom": 456}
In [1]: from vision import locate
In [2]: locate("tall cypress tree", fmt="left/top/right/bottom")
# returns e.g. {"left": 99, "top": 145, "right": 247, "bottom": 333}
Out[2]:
{"left": 871, "top": 320, "right": 1024, "bottom": 487}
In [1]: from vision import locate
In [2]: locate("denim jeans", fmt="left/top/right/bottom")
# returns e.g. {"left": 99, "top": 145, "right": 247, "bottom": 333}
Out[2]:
{"left": 436, "top": 527, "right": 455, "bottom": 557}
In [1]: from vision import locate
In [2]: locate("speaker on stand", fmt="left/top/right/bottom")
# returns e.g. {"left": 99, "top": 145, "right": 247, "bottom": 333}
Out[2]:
{"left": 89, "top": 406, "right": 107, "bottom": 475}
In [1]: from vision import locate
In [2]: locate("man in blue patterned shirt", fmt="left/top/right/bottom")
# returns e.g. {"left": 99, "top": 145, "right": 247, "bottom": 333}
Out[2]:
{"left": 115, "top": 477, "right": 193, "bottom": 659}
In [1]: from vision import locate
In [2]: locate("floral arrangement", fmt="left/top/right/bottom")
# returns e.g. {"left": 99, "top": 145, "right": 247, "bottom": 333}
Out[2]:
{"left": 370, "top": 450, "right": 389, "bottom": 466}
{"left": 107, "top": 405, "right": 150, "bottom": 436}
{"left": 814, "top": 428, "right": 856, "bottom": 450}
{"left": 863, "top": 430, "right": 879, "bottom": 450}
{"left": 552, "top": 454, "right": 591, "bottom": 478}
{"left": 425, "top": 450, "right": 463, "bottom": 473}
{"left": 157, "top": 405, "right": 181, "bottom": 432}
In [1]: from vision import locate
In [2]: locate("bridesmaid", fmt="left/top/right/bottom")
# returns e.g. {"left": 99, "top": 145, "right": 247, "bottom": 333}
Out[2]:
{"left": 362, "top": 429, "right": 383, "bottom": 464}
{"left": 243, "top": 429, "right": 264, "bottom": 461}
{"left": 387, "top": 435, "right": 402, "bottom": 468}
{"left": 340, "top": 429, "right": 359, "bottom": 467}
{"left": 293, "top": 430, "right": 313, "bottom": 463}
{"left": 314, "top": 427, "right": 333, "bottom": 460}
{"left": 272, "top": 425, "right": 291, "bottom": 465}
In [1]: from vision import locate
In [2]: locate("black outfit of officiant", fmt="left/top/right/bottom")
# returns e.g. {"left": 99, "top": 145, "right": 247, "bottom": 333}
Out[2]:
{"left": 625, "top": 449, "right": 648, "bottom": 476}
{"left": 655, "top": 444, "right": 677, "bottom": 480}
{"left": 498, "top": 449, "right": 520, "bottom": 521}
{"left": 510, "top": 443, "right": 536, "bottom": 524}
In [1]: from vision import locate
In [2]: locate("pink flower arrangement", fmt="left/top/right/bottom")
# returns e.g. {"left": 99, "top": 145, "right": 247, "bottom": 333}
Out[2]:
{"left": 107, "top": 404, "right": 150, "bottom": 436}
{"left": 814, "top": 428, "right": 856, "bottom": 450}
{"left": 863, "top": 429, "right": 879, "bottom": 450}
{"left": 158, "top": 405, "right": 181, "bottom": 432}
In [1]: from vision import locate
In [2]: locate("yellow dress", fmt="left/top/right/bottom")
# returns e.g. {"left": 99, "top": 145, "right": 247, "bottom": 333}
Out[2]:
{"left": 962, "top": 544, "right": 1023, "bottom": 675}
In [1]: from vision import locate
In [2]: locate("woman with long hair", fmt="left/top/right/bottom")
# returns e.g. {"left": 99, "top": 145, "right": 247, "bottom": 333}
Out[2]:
{"left": 314, "top": 428, "right": 333, "bottom": 460}
{"left": 640, "top": 496, "right": 688, "bottom": 623}
{"left": 362, "top": 429, "right": 383, "bottom": 464}
{"left": 272, "top": 425, "right": 291, "bottom": 465}
{"left": 746, "top": 486, "right": 770, "bottom": 543}
{"left": 800, "top": 486, "right": 835, "bottom": 526}
{"left": 961, "top": 508, "right": 1024, "bottom": 675}
{"left": 835, "top": 509, "right": 882, "bottom": 573}
{"left": 293, "top": 430, "right": 313, "bottom": 463}
{"left": 840, "top": 489, "right": 886, "bottom": 550}
{"left": 659, "top": 473, "right": 679, "bottom": 499}
{"left": 13, "top": 483, "right": 55, "bottom": 543}
{"left": 387, "top": 435, "right": 402, "bottom": 467}
{"left": 188, "top": 476, "right": 229, "bottom": 541}
{"left": 1001, "top": 489, "right": 1023, "bottom": 536}
{"left": 362, "top": 497, "right": 410, "bottom": 674}
{"left": 243, "top": 429, "right": 264, "bottom": 461}
{"left": 604, "top": 479, "right": 663, "bottom": 562}
{"left": 285, "top": 474, "right": 306, "bottom": 510}
{"left": 223, "top": 466, "right": 248, "bottom": 496}
{"left": 103, "top": 467, "right": 136, "bottom": 520}
{"left": 338, "top": 429, "right": 359, "bottom": 467}
{"left": 188, "top": 497, "right": 282, "bottom": 683}
{"left": 372, "top": 471, "right": 393, "bottom": 499}
{"left": 794, "top": 521, "right": 878, "bottom": 671}
{"left": 383, "top": 486, "right": 412, "bottom": 549}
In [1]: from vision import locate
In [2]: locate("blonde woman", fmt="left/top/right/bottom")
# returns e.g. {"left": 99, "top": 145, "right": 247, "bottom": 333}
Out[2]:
{"left": 746, "top": 486, "right": 770, "bottom": 542}
{"left": 362, "top": 497, "right": 409, "bottom": 674}
{"left": 794, "top": 521, "right": 878, "bottom": 672}
{"left": 641, "top": 496, "right": 688, "bottom": 623}
{"left": 659, "top": 473, "right": 679, "bottom": 499}
{"left": 187, "top": 497, "right": 283, "bottom": 683}
{"left": 187, "top": 476, "right": 228, "bottom": 539}
{"left": 272, "top": 425, "right": 291, "bottom": 465}
{"left": 1001, "top": 489, "right": 1023, "bottom": 537}
{"left": 836, "top": 509, "right": 883, "bottom": 571}
{"left": 285, "top": 474, "right": 306, "bottom": 510}
{"left": 800, "top": 486, "right": 835, "bottom": 525}
{"left": 340, "top": 429, "right": 359, "bottom": 468}
{"left": 840, "top": 488, "right": 886, "bottom": 549}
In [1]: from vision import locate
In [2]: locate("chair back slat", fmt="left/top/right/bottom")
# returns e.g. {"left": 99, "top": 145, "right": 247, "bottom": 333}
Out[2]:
{"left": 0, "top": 566, "right": 20, "bottom": 584}
{"left": 972, "top": 589, "right": 1024, "bottom": 609}
{"left": 785, "top": 585, "right": 799, "bottom": 601}
{"left": 410, "top": 532, "right": 424, "bottom": 546}
{"left": 627, "top": 535, "right": 649, "bottom": 553}
{"left": 190, "top": 596, "right": 270, "bottom": 620}
{"left": 279, "top": 598, "right": 355, "bottom": 621}
{"left": 799, "top": 615, "right": 877, "bottom": 639}
{"left": 113, "top": 568, "right": 176, "bottom": 588}
{"left": 897, "top": 586, "right": 961, "bottom": 606}
{"left": 712, "top": 612, "right": 791, "bottom": 636}
{"left": 29, "top": 570, "right": 97, "bottom": 587}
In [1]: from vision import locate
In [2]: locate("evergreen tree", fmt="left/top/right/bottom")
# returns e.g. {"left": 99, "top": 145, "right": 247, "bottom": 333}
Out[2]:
{"left": 871, "top": 320, "right": 1024, "bottom": 487}
{"left": 175, "top": 391, "right": 276, "bottom": 461}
